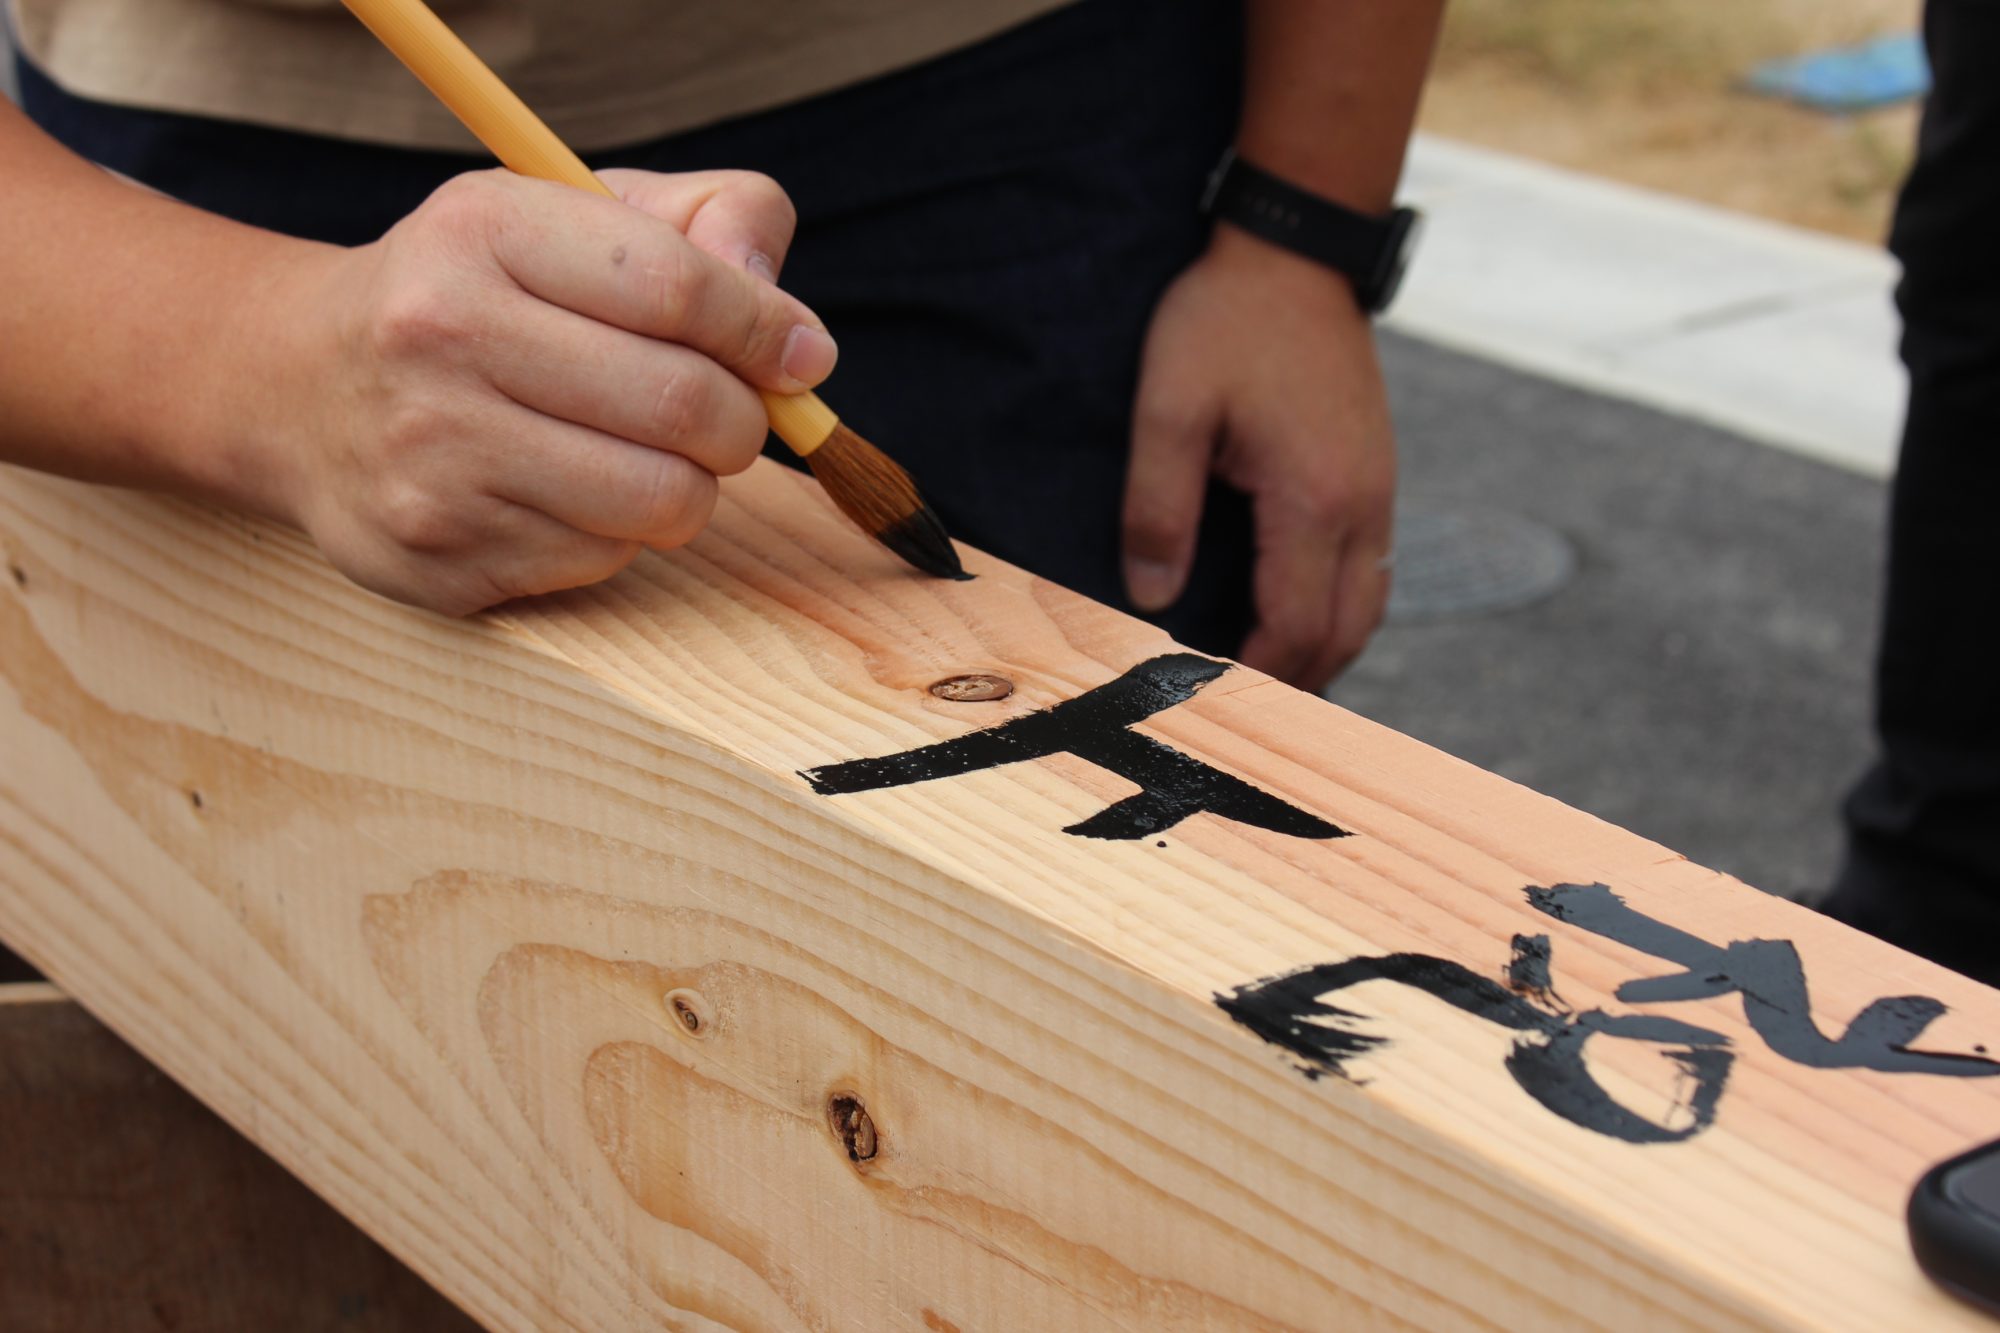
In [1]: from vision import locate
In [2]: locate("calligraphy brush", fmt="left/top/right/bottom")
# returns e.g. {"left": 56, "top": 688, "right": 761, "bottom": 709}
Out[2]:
{"left": 338, "top": 0, "right": 967, "bottom": 580}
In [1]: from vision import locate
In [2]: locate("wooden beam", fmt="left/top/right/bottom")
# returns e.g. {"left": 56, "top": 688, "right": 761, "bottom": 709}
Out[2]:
{"left": 0, "top": 981, "right": 479, "bottom": 1331}
{"left": 0, "top": 458, "right": 1995, "bottom": 1330}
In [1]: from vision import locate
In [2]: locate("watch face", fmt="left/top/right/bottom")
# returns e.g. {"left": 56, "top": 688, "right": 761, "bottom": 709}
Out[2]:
{"left": 1373, "top": 209, "right": 1424, "bottom": 313}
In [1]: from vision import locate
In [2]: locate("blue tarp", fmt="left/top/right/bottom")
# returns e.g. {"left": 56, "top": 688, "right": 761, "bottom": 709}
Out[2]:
{"left": 1746, "top": 32, "right": 1930, "bottom": 112}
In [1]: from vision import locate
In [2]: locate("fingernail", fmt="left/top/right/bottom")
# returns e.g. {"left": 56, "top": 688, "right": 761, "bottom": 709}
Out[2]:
{"left": 1125, "top": 558, "right": 1181, "bottom": 612}
{"left": 746, "top": 252, "right": 778, "bottom": 284}
{"left": 781, "top": 324, "right": 838, "bottom": 386}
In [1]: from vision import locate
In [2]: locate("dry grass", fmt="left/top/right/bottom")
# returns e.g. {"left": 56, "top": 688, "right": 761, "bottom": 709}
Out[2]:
{"left": 1422, "top": 0, "right": 1924, "bottom": 239}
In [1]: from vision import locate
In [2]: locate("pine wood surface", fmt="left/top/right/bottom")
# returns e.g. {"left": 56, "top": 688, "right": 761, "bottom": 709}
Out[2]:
{"left": 0, "top": 458, "right": 1995, "bottom": 1331}
{"left": 0, "top": 981, "right": 481, "bottom": 1331}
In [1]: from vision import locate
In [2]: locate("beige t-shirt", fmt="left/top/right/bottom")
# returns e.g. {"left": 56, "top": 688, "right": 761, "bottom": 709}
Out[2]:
{"left": 8, "top": 0, "right": 1076, "bottom": 150}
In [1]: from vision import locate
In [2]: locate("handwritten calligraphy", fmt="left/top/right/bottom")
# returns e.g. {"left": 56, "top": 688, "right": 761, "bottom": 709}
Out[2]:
{"left": 803, "top": 654, "right": 1344, "bottom": 841}
{"left": 1218, "top": 883, "right": 2000, "bottom": 1143}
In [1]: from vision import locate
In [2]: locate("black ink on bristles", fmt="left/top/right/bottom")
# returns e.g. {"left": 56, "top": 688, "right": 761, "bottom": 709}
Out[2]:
{"left": 880, "top": 507, "right": 973, "bottom": 582}
{"left": 804, "top": 423, "right": 969, "bottom": 580}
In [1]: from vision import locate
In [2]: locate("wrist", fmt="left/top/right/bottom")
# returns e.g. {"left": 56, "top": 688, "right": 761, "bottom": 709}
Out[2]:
{"left": 1200, "top": 150, "right": 1420, "bottom": 315}
{"left": 174, "top": 238, "right": 349, "bottom": 530}
{"left": 1201, "top": 222, "right": 1371, "bottom": 322}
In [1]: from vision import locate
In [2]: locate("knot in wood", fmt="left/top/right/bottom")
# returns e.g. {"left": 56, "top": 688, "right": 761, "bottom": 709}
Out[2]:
{"left": 928, "top": 673, "right": 1013, "bottom": 703}
{"left": 827, "top": 1093, "right": 878, "bottom": 1163}
{"left": 663, "top": 988, "right": 711, "bottom": 1037}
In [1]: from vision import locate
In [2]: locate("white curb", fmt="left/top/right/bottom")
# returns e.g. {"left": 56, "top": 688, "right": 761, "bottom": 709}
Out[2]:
{"left": 1388, "top": 136, "right": 1906, "bottom": 478}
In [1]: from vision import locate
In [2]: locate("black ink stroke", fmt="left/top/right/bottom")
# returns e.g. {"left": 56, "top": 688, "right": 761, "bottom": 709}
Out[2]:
{"left": 1217, "top": 883, "right": 2000, "bottom": 1144}
{"left": 1506, "top": 932, "right": 1559, "bottom": 1004}
{"left": 1217, "top": 950, "right": 1733, "bottom": 1144}
{"left": 1528, "top": 882, "right": 2000, "bottom": 1076}
{"left": 802, "top": 654, "right": 1346, "bottom": 841}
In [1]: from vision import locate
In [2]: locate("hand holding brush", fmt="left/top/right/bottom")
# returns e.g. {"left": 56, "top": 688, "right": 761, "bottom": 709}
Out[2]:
{"left": 339, "top": 0, "right": 966, "bottom": 582}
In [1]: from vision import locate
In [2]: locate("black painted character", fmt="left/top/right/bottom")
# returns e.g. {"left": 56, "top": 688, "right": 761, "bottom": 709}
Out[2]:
{"left": 1218, "top": 883, "right": 2000, "bottom": 1144}
{"left": 803, "top": 653, "right": 1345, "bottom": 841}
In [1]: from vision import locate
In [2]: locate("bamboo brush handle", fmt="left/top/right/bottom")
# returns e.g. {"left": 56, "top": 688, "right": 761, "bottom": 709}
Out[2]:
{"left": 340, "top": 0, "right": 840, "bottom": 456}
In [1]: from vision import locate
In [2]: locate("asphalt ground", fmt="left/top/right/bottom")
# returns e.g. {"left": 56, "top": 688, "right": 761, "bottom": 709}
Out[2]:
{"left": 1337, "top": 330, "right": 1887, "bottom": 903}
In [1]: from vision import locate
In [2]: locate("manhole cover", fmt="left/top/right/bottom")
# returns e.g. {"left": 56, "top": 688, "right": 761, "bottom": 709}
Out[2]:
{"left": 1385, "top": 505, "right": 1576, "bottom": 623}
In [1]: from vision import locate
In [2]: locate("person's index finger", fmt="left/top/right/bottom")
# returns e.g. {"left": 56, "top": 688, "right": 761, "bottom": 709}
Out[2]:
{"left": 597, "top": 168, "right": 799, "bottom": 279}
{"left": 486, "top": 174, "right": 835, "bottom": 393}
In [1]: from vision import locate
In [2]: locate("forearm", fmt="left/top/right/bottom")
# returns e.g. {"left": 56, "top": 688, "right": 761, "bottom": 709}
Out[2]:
{"left": 1236, "top": 0, "right": 1445, "bottom": 212}
{"left": 0, "top": 99, "right": 335, "bottom": 520}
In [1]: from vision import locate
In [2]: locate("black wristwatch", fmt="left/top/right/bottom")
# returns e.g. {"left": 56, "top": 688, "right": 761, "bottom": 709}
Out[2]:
{"left": 1200, "top": 148, "right": 1422, "bottom": 314}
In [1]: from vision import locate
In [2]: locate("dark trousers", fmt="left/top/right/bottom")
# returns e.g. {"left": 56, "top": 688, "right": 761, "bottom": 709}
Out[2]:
{"left": 18, "top": 0, "right": 1254, "bottom": 652}
{"left": 1824, "top": 0, "right": 2000, "bottom": 984}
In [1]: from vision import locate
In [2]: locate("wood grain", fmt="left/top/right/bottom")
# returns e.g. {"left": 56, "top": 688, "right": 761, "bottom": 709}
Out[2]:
{"left": 0, "top": 458, "right": 1994, "bottom": 1330}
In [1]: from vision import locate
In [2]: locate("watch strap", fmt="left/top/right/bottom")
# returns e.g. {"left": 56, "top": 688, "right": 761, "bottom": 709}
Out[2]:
{"left": 1200, "top": 149, "right": 1417, "bottom": 312}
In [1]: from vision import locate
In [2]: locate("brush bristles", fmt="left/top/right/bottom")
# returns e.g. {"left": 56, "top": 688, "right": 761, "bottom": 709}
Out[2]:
{"left": 804, "top": 424, "right": 969, "bottom": 580}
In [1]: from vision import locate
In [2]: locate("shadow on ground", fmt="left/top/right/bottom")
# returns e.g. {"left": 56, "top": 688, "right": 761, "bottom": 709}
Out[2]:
{"left": 1331, "top": 332, "right": 1889, "bottom": 901}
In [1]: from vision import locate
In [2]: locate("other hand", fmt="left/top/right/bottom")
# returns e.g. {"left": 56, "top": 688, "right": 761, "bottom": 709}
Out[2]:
{"left": 1121, "top": 225, "right": 1396, "bottom": 691}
